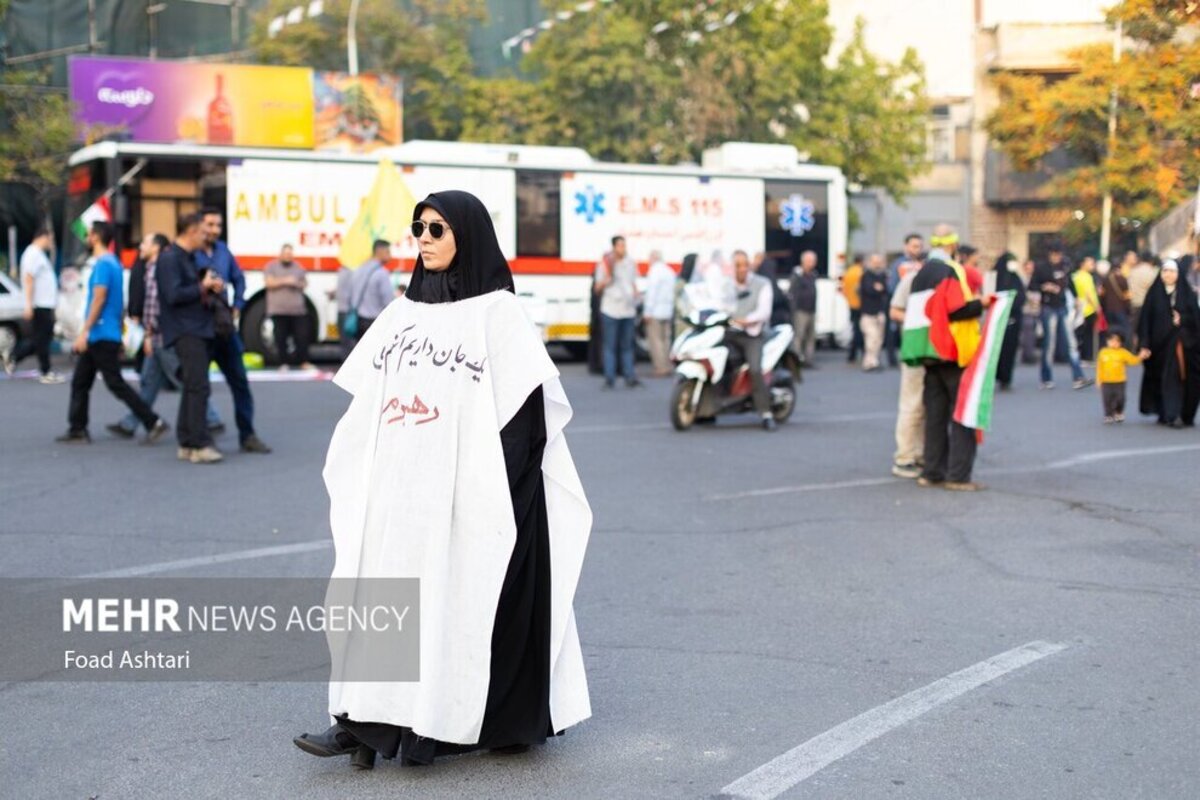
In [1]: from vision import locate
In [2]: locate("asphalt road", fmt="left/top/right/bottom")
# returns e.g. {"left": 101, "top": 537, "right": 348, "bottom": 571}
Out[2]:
{"left": 1, "top": 350, "right": 1198, "bottom": 799}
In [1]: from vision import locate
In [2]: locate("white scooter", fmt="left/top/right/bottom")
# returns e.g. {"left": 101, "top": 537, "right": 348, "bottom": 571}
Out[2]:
{"left": 668, "top": 306, "right": 801, "bottom": 431}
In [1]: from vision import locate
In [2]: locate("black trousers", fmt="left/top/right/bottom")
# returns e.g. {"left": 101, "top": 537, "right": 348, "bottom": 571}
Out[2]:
{"left": 68, "top": 340, "right": 157, "bottom": 434}
{"left": 271, "top": 313, "right": 310, "bottom": 366}
{"left": 724, "top": 329, "right": 770, "bottom": 415}
{"left": 174, "top": 335, "right": 213, "bottom": 449}
{"left": 11, "top": 307, "right": 55, "bottom": 374}
{"left": 1101, "top": 383, "right": 1125, "bottom": 417}
{"left": 921, "top": 361, "right": 977, "bottom": 483}
{"left": 848, "top": 309, "right": 863, "bottom": 360}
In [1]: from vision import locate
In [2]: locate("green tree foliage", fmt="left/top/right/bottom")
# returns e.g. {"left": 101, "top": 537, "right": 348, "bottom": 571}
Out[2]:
{"left": 987, "top": 2, "right": 1200, "bottom": 232}
{"left": 248, "top": 0, "right": 484, "bottom": 141}
{"left": 246, "top": 0, "right": 930, "bottom": 200}
{"left": 0, "top": 70, "right": 81, "bottom": 213}
{"left": 479, "top": 2, "right": 928, "bottom": 200}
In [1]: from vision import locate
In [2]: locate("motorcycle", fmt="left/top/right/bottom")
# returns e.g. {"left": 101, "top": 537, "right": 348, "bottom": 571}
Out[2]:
{"left": 668, "top": 307, "right": 802, "bottom": 431}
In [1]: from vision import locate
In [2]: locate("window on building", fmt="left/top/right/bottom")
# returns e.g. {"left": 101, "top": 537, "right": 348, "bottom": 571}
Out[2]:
{"left": 926, "top": 105, "right": 955, "bottom": 164}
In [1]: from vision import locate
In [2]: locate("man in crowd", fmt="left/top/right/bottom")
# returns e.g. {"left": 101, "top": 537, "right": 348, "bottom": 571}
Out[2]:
{"left": 1018, "top": 259, "right": 1041, "bottom": 364}
{"left": 858, "top": 253, "right": 889, "bottom": 372}
{"left": 1032, "top": 242, "right": 1090, "bottom": 390}
{"left": 4, "top": 226, "right": 63, "bottom": 383}
{"left": 728, "top": 250, "right": 776, "bottom": 431}
{"left": 886, "top": 233, "right": 924, "bottom": 367}
{"left": 56, "top": 221, "right": 169, "bottom": 445}
{"left": 108, "top": 233, "right": 182, "bottom": 439}
{"left": 594, "top": 235, "right": 640, "bottom": 388}
{"left": 1102, "top": 250, "right": 1134, "bottom": 343}
{"left": 158, "top": 213, "right": 224, "bottom": 464}
{"left": 642, "top": 249, "right": 676, "bottom": 377}
{"left": 1126, "top": 252, "right": 1159, "bottom": 350}
{"left": 348, "top": 240, "right": 397, "bottom": 338}
{"left": 889, "top": 251, "right": 924, "bottom": 478}
{"left": 903, "top": 224, "right": 984, "bottom": 491}
{"left": 788, "top": 250, "right": 819, "bottom": 367}
{"left": 195, "top": 206, "right": 271, "bottom": 454}
{"left": 841, "top": 254, "right": 864, "bottom": 362}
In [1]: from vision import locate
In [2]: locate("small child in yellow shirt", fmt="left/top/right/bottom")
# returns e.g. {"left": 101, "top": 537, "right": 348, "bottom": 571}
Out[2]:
{"left": 1096, "top": 331, "right": 1143, "bottom": 423}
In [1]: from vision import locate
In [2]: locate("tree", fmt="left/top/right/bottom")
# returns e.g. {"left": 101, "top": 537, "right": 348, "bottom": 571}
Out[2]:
{"left": 0, "top": 69, "right": 82, "bottom": 218}
{"left": 986, "top": 3, "right": 1200, "bottom": 239}
{"left": 804, "top": 19, "right": 928, "bottom": 203}
{"left": 478, "top": 1, "right": 929, "bottom": 199}
{"left": 248, "top": 0, "right": 485, "bottom": 141}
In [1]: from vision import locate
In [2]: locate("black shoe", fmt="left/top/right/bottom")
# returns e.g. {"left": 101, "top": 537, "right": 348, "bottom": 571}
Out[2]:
{"left": 762, "top": 416, "right": 777, "bottom": 431}
{"left": 626, "top": 378, "right": 643, "bottom": 388}
{"left": 143, "top": 419, "right": 169, "bottom": 445}
{"left": 208, "top": 422, "right": 226, "bottom": 435}
{"left": 602, "top": 380, "right": 615, "bottom": 390}
{"left": 240, "top": 435, "right": 272, "bottom": 454}
{"left": 351, "top": 744, "right": 377, "bottom": 770}
{"left": 294, "top": 725, "right": 360, "bottom": 758}
{"left": 55, "top": 430, "right": 91, "bottom": 444}
{"left": 490, "top": 743, "right": 531, "bottom": 756}
{"left": 106, "top": 423, "right": 135, "bottom": 439}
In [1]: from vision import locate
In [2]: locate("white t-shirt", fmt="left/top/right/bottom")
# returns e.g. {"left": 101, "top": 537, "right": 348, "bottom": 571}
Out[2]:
{"left": 20, "top": 244, "right": 56, "bottom": 309}
{"left": 595, "top": 255, "right": 638, "bottom": 319}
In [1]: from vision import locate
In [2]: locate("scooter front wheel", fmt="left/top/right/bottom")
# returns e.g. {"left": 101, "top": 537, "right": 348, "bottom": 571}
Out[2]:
{"left": 670, "top": 379, "right": 699, "bottom": 431}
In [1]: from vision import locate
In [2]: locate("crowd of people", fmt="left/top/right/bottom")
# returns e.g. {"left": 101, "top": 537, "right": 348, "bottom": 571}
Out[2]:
{"left": 14, "top": 209, "right": 275, "bottom": 464}
{"left": 584, "top": 223, "right": 1200, "bottom": 485}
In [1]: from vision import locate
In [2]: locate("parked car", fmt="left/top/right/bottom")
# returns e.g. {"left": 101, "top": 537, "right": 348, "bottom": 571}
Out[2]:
{"left": 0, "top": 271, "right": 32, "bottom": 361}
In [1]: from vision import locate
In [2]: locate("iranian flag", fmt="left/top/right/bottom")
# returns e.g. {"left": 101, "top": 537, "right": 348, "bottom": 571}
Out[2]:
{"left": 953, "top": 290, "right": 1016, "bottom": 431}
{"left": 70, "top": 196, "right": 111, "bottom": 242}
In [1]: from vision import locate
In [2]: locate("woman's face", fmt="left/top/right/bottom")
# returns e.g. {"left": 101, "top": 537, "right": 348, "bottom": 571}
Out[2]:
{"left": 417, "top": 206, "right": 457, "bottom": 272}
{"left": 1162, "top": 269, "right": 1178, "bottom": 288}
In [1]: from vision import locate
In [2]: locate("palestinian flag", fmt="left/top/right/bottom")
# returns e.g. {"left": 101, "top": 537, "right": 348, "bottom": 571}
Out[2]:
{"left": 70, "top": 196, "right": 111, "bottom": 242}
{"left": 954, "top": 290, "right": 1016, "bottom": 432}
{"left": 900, "top": 287, "right": 939, "bottom": 364}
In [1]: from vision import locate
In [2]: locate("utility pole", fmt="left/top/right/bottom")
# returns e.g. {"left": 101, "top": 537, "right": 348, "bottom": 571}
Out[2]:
{"left": 87, "top": 0, "right": 98, "bottom": 53}
{"left": 1099, "top": 18, "right": 1123, "bottom": 261}
{"left": 348, "top": 0, "right": 361, "bottom": 76}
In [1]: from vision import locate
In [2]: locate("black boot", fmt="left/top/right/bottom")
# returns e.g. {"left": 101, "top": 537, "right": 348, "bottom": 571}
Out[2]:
{"left": 350, "top": 744, "right": 377, "bottom": 770}
{"left": 293, "top": 724, "right": 361, "bottom": 758}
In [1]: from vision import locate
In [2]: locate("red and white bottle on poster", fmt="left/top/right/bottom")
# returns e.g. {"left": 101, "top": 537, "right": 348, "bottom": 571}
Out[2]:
{"left": 206, "top": 73, "right": 234, "bottom": 145}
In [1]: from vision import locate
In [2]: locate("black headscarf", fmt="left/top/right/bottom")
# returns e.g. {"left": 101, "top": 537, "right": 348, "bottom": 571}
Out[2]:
{"left": 1139, "top": 268, "right": 1199, "bottom": 352}
{"left": 407, "top": 191, "right": 515, "bottom": 304}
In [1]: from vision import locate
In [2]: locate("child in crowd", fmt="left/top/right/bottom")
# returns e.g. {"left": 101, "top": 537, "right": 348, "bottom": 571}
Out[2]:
{"left": 1096, "top": 331, "right": 1143, "bottom": 423}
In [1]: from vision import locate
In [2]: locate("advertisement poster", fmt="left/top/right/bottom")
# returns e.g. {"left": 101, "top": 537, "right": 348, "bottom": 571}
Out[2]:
{"left": 314, "top": 73, "right": 403, "bottom": 153}
{"left": 559, "top": 173, "right": 765, "bottom": 264}
{"left": 69, "top": 57, "right": 404, "bottom": 151}
{"left": 69, "top": 57, "right": 314, "bottom": 148}
{"left": 225, "top": 160, "right": 515, "bottom": 269}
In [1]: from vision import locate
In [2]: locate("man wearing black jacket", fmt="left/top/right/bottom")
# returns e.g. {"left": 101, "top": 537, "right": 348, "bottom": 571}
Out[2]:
{"left": 156, "top": 213, "right": 225, "bottom": 464}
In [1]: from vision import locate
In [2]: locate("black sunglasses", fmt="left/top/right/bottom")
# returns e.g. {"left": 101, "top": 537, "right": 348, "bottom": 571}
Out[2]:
{"left": 411, "top": 220, "right": 451, "bottom": 240}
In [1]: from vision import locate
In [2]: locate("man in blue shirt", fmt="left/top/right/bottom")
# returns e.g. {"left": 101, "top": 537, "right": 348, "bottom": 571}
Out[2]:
{"left": 196, "top": 207, "right": 271, "bottom": 453}
{"left": 58, "top": 221, "right": 168, "bottom": 444}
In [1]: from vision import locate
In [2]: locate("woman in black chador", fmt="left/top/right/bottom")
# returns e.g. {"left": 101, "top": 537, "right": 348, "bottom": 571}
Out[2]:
{"left": 294, "top": 190, "right": 591, "bottom": 769}
{"left": 1137, "top": 259, "right": 1200, "bottom": 428}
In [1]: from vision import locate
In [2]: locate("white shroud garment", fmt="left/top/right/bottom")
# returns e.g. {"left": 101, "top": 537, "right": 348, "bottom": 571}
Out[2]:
{"left": 324, "top": 290, "right": 592, "bottom": 744}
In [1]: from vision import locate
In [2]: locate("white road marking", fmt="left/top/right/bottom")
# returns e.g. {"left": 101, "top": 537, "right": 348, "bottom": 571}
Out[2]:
{"left": 713, "top": 443, "right": 1200, "bottom": 501}
{"left": 710, "top": 476, "right": 898, "bottom": 501}
{"left": 718, "top": 640, "right": 1069, "bottom": 800}
{"left": 77, "top": 539, "right": 331, "bottom": 579}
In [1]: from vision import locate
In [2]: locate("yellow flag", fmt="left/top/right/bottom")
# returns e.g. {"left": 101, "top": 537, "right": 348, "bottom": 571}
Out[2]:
{"left": 338, "top": 158, "right": 417, "bottom": 269}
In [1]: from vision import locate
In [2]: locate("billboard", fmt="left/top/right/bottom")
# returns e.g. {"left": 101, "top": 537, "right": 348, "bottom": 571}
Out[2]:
{"left": 225, "top": 159, "right": 515, "bottom": 267}
{"left": 559, "top": 173, "right": 765, "bottom": 263}
{"left": 314, "top": 73, "right": 403, "bottom": 154}
{"left": 69, "top": 57, "right": 402, "bottom": 151}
